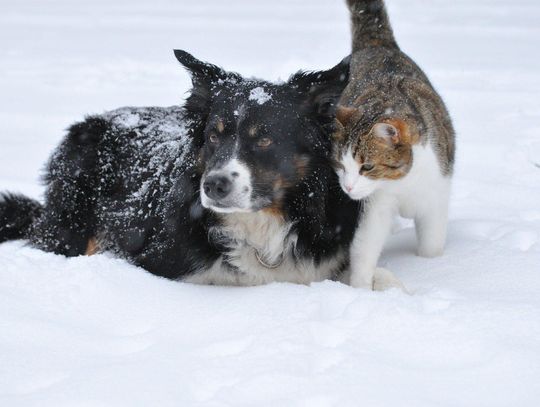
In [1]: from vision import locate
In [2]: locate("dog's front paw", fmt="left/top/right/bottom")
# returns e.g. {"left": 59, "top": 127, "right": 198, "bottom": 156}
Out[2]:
{"left": 373, "top": 267, "right": 408, "bottom": 293}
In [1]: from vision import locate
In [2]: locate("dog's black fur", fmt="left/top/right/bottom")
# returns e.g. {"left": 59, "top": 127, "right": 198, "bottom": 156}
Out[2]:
{"left": 0, "top": 50, "right": 361, "bottom": 283}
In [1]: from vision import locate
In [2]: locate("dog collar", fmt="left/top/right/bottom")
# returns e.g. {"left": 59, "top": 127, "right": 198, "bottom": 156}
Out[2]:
{"left": 255, "top": 249, "right": 284, "bottom": 269}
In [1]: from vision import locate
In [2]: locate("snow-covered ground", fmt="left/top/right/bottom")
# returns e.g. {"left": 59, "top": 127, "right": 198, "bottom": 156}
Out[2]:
{"left": 1, "top": 0, "right": 540, "bottom": 405}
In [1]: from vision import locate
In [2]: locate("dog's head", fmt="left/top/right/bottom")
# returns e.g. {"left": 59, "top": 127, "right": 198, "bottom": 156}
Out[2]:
{"left": 175, "top": 50, "right": 350, "bottom": 214}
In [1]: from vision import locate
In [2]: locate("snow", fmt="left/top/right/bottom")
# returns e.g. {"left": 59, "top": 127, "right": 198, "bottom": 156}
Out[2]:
{"left": 248, "top": 86, "right": 272, "bottom": 105}
{"left": 1, "top": 0, "right": 540, "bottom": 406}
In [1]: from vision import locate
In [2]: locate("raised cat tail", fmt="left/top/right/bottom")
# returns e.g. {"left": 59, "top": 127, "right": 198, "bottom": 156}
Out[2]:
{"left": 346, "top": 0, "right": 398, "bottom": 51}
{"left": 0, "top": 193, "right": 43, "bottom": 243}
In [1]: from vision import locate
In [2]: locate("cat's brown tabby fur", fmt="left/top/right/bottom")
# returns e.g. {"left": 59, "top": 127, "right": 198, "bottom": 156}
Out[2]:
{"left": 336, "top": 0, "right": 455, "bottom": 176}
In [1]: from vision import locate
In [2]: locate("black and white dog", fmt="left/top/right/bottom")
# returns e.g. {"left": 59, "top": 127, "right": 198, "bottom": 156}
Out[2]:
{"left": 0, "top": 50, "right": 363, "bottom": 286}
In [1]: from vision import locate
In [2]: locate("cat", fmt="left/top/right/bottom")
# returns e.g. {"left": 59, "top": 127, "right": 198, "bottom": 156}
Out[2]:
{"left": 333, "top": 0, "right": 456, "bottom": 289}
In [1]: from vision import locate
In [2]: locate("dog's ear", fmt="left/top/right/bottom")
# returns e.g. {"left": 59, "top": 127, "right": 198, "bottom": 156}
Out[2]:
{"left": 289, "top": 55, "right": 350, "bottom": 125}
{"left": 174, "top": 49, "right": 229, "bottom": 86}
{"left": 174, "top": 50, "right": 237, "bottom": 120}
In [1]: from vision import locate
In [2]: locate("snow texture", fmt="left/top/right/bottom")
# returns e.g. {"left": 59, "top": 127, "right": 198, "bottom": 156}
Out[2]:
{"left": 1, "top": 0, "right": 540, "bottom": 406}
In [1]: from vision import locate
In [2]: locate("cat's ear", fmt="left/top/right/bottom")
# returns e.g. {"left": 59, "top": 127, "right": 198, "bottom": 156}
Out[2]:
{"left": 372, "top": 122, "right": 400, "bottom": 144}
{"left": 372, "top": 119, "right": 411, "bottom": 145}
{"left": 336, "top": 106, "right": 357, "bottom": 127}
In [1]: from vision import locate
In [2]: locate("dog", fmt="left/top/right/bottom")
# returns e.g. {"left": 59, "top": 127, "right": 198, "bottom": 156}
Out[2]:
{"left": 0, "top": 50, "right": 362, "bottom": 286}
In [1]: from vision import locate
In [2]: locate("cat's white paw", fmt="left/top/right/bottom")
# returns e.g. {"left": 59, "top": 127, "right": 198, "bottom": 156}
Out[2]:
{"left": 373, "top": 267, "right": 408, "bottom": 293}
{"left": 349, "top": 269, "right": 375, "bottom": 290}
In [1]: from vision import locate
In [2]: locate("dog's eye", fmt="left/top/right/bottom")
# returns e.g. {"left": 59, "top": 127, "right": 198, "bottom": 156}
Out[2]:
{"left": 209, "top": 133, "right": 219, "bottom": 143}
{"left": 361, "top": 163, "right": 374, "bottom": 172}
{"left": 257, "top": 138, "right": 273, "bottom": 148}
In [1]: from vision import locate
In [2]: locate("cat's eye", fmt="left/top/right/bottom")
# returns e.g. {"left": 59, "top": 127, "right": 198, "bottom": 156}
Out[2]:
{"left": 209, "top": 133, "right": 219, "bottom": 143}
{"left": 257, "top": 138, "right": 273, "bottom": 148}
{"left": 361, "top": 163, "right": 374, "bottom": 172}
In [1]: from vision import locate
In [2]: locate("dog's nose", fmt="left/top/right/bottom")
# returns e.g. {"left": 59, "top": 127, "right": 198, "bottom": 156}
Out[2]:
{"left": 203, "top": 175, "right": 232, "bottom": 201}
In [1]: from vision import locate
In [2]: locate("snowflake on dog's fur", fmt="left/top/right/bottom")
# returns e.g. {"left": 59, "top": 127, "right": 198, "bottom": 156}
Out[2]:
{"left": 249, "top": 87, "right": 272, "bottom": 105}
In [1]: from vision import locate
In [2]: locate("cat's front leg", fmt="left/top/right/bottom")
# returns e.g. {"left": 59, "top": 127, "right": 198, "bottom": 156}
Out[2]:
{"left": 349, "top": 193, "right": 395, "bottom": 289}
{"left": 415, "top": 180, "right": 450, "bottom": 258}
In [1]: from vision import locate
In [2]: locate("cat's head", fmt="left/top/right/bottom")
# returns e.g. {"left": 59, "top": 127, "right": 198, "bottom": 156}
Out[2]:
{"left": 332, "top": 106, "right": 416, "bottom": 200}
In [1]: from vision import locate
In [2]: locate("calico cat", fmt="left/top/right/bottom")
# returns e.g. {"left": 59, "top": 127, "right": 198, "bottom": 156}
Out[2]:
{"left": 333, "top": 0, "right": 456, "bottom": 289}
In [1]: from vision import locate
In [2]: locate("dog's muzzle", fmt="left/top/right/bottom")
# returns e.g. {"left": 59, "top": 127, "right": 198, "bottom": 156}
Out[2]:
{"left": 200, "top": 159, "right": 253, "bottom": 213}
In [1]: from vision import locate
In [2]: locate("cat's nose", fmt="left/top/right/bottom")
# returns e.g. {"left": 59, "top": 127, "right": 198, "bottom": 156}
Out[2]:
{"left": 345, "top": 185, "right": 353, "bottom": 193}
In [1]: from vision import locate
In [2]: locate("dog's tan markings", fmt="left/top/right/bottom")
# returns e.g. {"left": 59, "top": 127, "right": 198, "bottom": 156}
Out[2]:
{"left": 85, "top": 237, "right": 100, "bottom": 256}
{"left": 293, "top": 154, "right": 310, "bottom": 179}
{"left": 261, "top": 176, "right": 289, "bottom": 218}
{"left": 262, "top": 206, "right": 285, "bottom": 217}
{"left": 272, "top": 176, "right": 293, "bottom": 195}
{"left": 248, "top": 125, "right": 258, "bottom": 137}
{"left": 216, "top": 119, "right": 225, "bottom": 133}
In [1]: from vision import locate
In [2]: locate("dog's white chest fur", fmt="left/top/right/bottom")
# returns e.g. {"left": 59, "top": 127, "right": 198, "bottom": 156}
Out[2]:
{"left": 183, "top": 212, "right": 343, "bottom": 286}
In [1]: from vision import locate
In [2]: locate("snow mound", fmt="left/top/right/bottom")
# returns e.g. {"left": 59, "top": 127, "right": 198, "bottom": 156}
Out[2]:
{"left": 1, "top": 236, "right": 539, "bottom": 406}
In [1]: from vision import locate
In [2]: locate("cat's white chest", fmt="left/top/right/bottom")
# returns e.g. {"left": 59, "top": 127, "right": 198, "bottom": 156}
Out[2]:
{"left": 385, "top": 144, "right": 448, "bottom": 219}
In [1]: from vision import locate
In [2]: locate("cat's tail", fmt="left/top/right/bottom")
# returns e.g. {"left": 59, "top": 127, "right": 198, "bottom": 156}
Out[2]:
{"left": 0, "top": 193, "right": 43, "bottom": 243}
{"left": 346, "top": 0, "right": 398, "bottom": 51}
